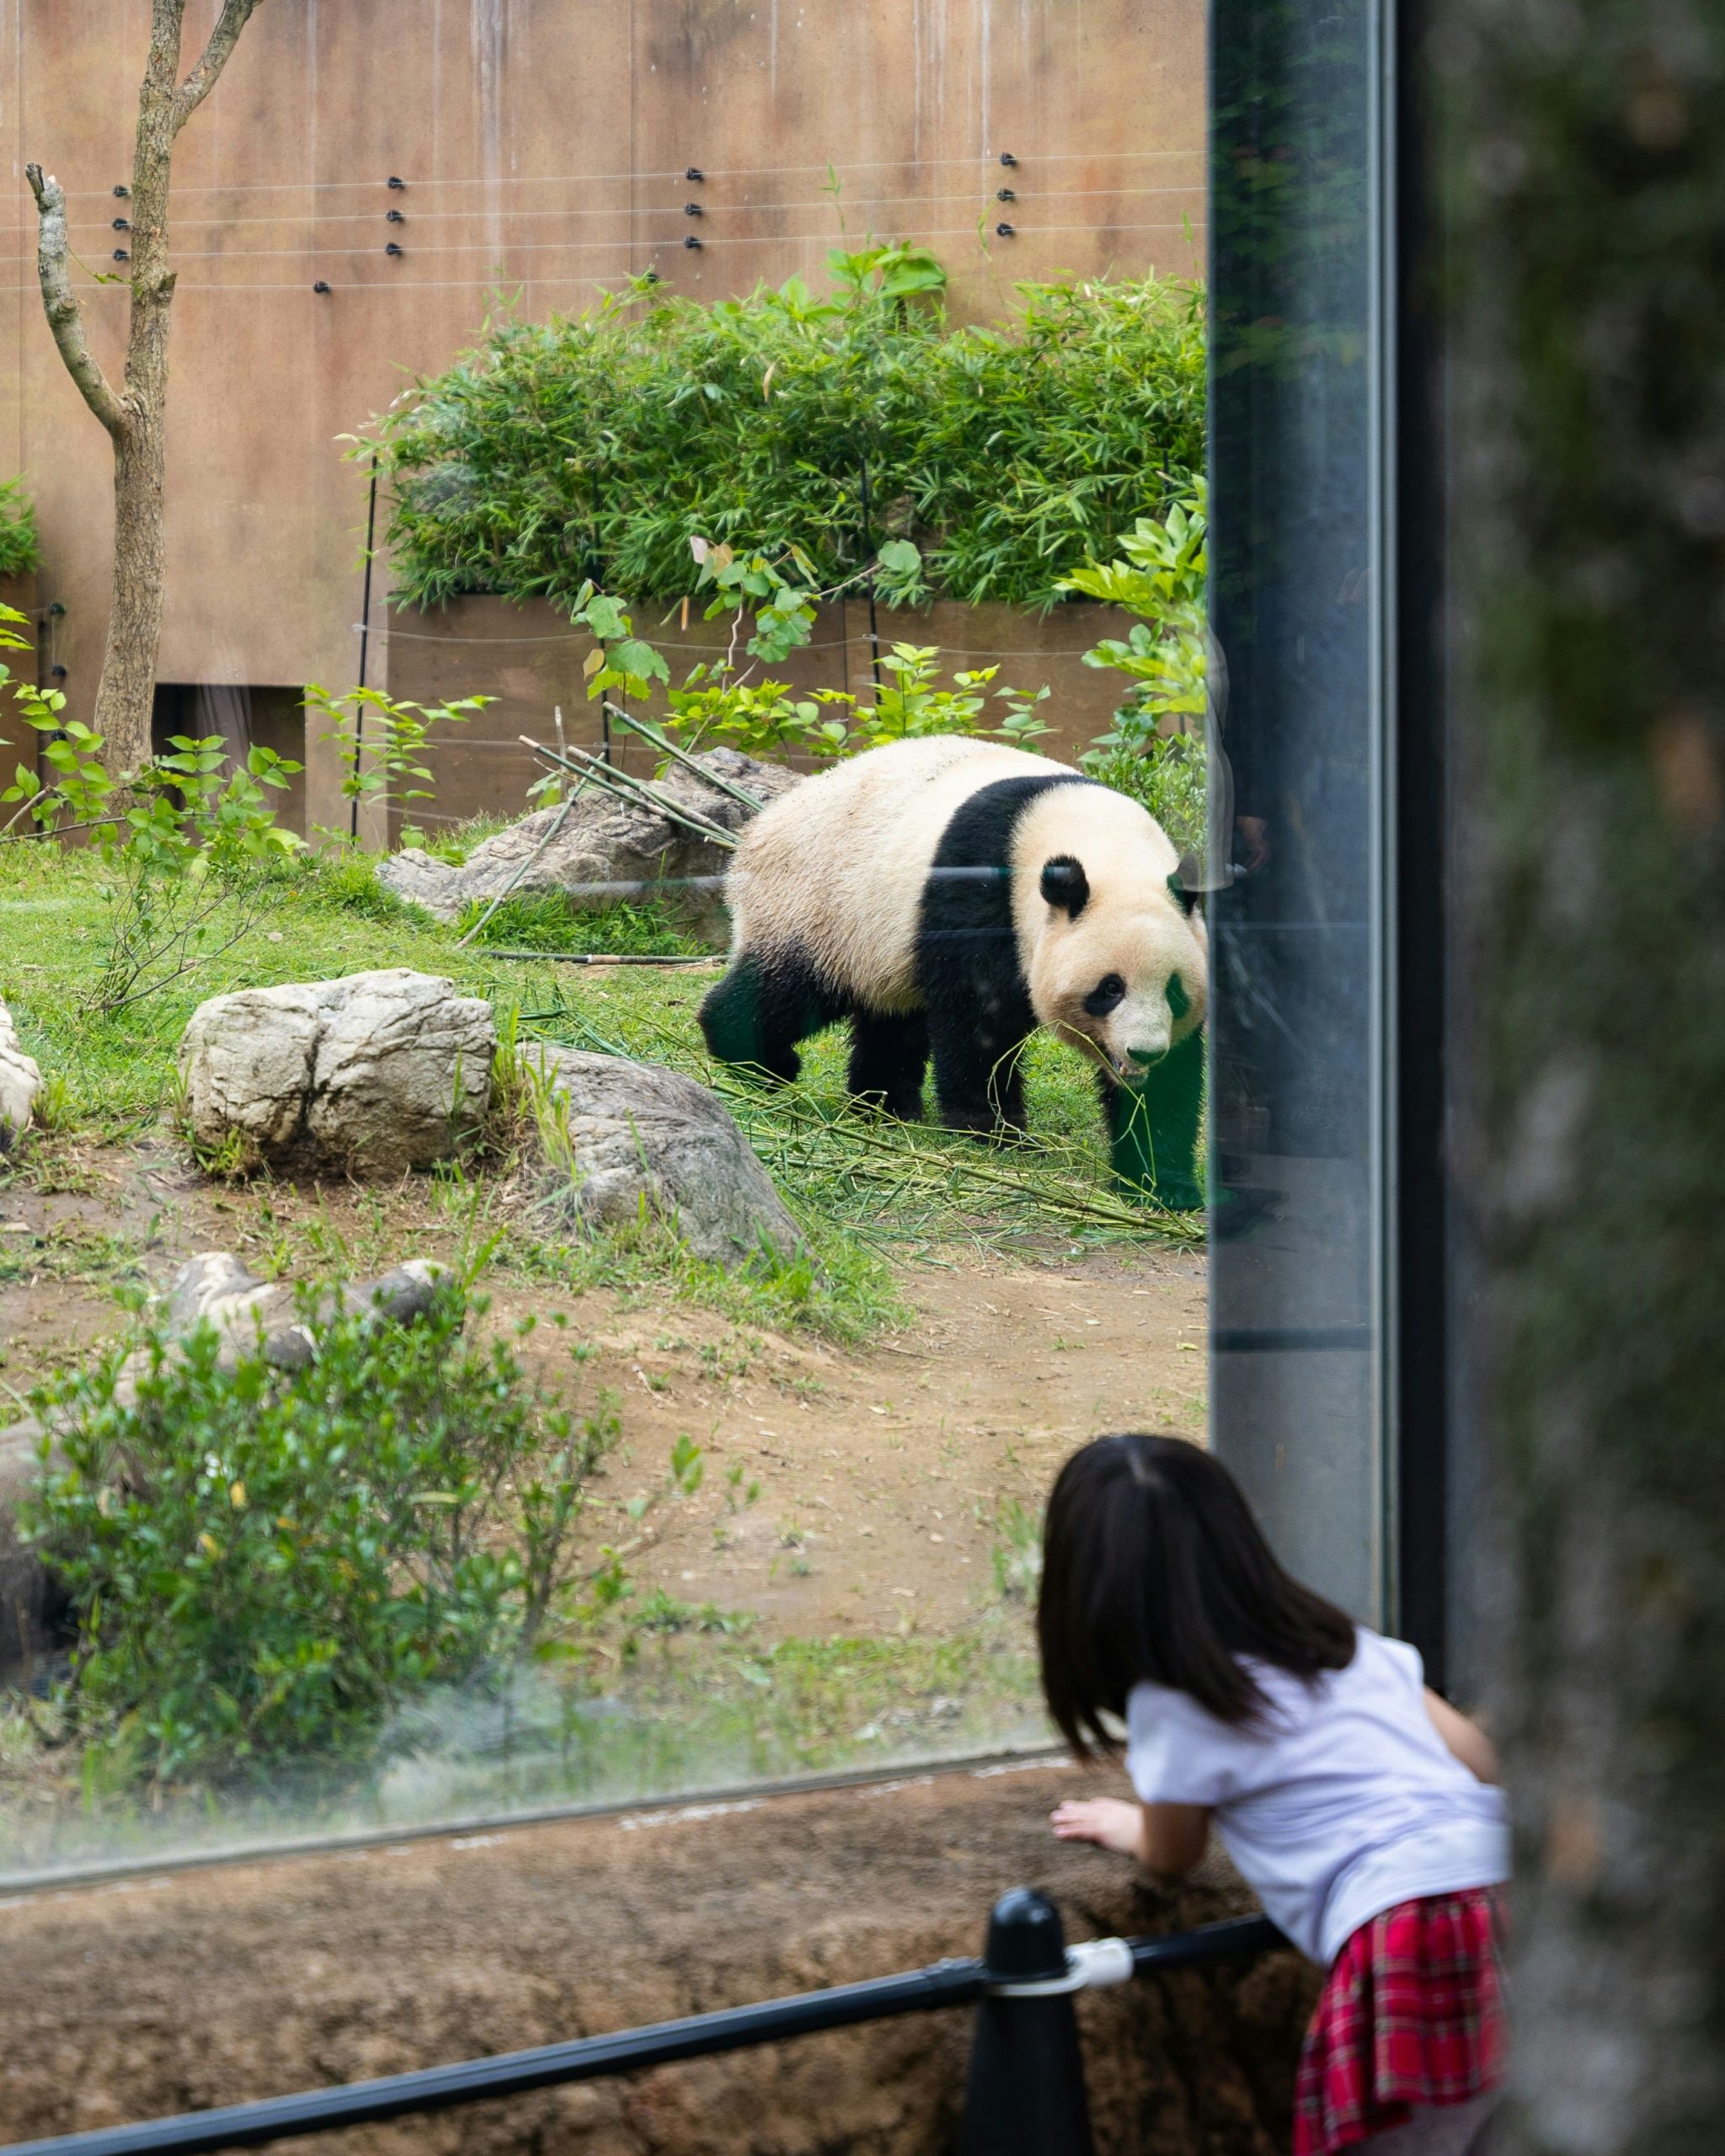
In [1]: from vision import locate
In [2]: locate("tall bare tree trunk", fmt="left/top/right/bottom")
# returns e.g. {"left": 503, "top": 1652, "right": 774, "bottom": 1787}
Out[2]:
{"left": 1437, "top": 1, "right": 1725, "bottom": 2149}
{"left": 26, "top": 0, "right": 264, "bottom": 779}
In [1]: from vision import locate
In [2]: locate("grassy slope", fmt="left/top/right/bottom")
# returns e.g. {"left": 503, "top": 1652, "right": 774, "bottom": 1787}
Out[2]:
{"left": 0, "top": 849, "right": 1196, "bottom": 1294}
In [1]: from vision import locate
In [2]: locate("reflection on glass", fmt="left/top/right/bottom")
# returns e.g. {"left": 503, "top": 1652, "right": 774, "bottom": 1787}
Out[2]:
{"left": 0, "top": 3, "right": 1219, "bottom": 1881}
{"left": 1209, "top": 0, "right": 1389, "bottom": 1616}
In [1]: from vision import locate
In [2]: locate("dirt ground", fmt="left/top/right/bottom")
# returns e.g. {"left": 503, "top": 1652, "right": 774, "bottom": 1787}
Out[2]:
{"left": 0, "top": 1138, "right": 1207, "bottom": 1641}
{"left": 0, "top": 1763, "right": 1313, "bottom": 2156}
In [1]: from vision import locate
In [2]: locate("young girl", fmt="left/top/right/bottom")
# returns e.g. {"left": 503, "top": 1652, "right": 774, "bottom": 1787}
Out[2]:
{"left": 1039, "top": 1434, "right": 1508, "bottom": 2156}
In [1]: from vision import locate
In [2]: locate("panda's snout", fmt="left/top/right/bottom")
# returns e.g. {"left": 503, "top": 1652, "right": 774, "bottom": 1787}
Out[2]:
{"left": 1122, "top": 1043, "right": 1168, "bottom": 1075}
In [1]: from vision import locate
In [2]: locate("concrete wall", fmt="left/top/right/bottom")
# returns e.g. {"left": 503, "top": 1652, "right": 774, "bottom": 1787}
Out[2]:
{"left": 0, "top": 1, "right": 1202, "bottom": 835}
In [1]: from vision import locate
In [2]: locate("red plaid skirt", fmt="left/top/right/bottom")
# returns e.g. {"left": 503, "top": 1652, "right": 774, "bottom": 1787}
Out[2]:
{"left": 1292, "top": 1890, "right": 1505, "bottom": 2156}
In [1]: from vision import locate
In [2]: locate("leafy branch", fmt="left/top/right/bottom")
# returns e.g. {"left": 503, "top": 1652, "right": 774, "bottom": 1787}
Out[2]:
{"left": 304, "top": 682, "right": 493, "bottom": 826}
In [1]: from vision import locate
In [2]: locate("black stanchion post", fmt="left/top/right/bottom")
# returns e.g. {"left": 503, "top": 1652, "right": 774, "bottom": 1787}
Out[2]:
{"left": 958, "top": 1889, "right": 1096, "bottom": 2156}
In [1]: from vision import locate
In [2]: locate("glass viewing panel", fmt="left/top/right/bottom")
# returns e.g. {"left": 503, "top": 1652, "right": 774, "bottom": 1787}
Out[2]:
{"left": 0, "top": 1, "right": 1234, "bottom": 1879}
{"left": 1208, "top": 0, "right": 1393, "bottom": 1622}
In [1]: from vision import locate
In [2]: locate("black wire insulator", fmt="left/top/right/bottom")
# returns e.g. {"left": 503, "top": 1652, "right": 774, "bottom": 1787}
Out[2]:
{"left": 385, "top": 242, "right": 405, "bottom": 257}
{"left": 683, "top": 234, "right": 703, "bottom": 249}
{"left": 685, "top": 166, "right": 705, "bottom": 182}
{"left": 995, "top": 221, "right": 1017, "bottom": 237}
{"left": 998, "top": 151, "right": 1018, "bottom": 167}
{"left": 313, "top": 280, "right": 332, "bottom": 294}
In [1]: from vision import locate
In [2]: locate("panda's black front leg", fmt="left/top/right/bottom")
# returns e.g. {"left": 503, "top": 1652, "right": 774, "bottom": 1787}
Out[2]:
{"left": 928, "top": 1001, "right": 1031, "bottom": 1138}
{"left": 1103, "top": 1026, "right": 1206, "bottom": 1209}
{"left": 846, "top": 1009, "right": 929, "bottom": 1120}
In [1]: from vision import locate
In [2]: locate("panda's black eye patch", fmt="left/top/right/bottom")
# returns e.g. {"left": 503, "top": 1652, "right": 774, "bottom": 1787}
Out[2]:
{"left": 1084, "top": 973, "right": 1127, "bottom": 1017}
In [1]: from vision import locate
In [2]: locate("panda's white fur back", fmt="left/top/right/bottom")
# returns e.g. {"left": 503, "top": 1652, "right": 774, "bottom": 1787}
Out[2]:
{"left": 727, "top": 736, "right": 1060, "bottom": 1011}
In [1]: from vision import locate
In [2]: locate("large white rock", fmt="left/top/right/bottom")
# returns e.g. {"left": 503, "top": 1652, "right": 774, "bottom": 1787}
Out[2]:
{"left": 178, "top": 969, "right": 494, "bottom": 1177}
{"left": 525, "top": 1045, "right": 803, "bottom": 1267}
{"left": 378, "top": 747, "right": 801, "bottom": 931}
{"left": 0, "top": 995, "right": 41, "bottom": 1151}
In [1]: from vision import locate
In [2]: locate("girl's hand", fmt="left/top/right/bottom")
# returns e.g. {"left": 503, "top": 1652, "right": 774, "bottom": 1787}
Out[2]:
{"left": 1050, "top": 1797, "right": 1147, "bottom": 1859}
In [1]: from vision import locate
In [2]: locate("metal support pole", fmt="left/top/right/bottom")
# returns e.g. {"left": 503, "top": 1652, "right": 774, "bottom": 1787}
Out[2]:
{"left": 959, "top": 1889, "right": 1096, "bottom": 2156}
{"left": 347, "top": 455, "right": 380, "bottom": 842}
{"left": 858, "top": 462, "right": 884, "bottom": 701}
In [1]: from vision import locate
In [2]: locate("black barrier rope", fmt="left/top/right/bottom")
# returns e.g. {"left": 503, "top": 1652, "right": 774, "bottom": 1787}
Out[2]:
{"left": 3, "top": 1913, "right": 1281, "bottom": 2156}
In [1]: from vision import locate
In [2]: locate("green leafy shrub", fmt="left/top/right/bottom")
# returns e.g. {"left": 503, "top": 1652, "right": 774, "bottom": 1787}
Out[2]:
{"left": 665, "top": 641, "right": 1052, "bottom": 765}
{"left": 369, "top": 251, "right": 1204, "bottom": 616}
{"left": 1062, "top": 483, "right": 1211, "bottom": 853}
{"left": 1084, "top": 729, "right": 1209, "bottom": 859}
{"left": 302, "top": 681, "right": 492, "bottom": 825}
{"left": 0, "top": 600, "right": 64, "bottom": 778}
{"left": 2, "top": 707, "right": 304, "bottom": 1016}
{"left": 0, "top": 480, "right": 40, "bottom": 577}
{"left": 22, "top": 1283, "right": 616, "bottom": 1786}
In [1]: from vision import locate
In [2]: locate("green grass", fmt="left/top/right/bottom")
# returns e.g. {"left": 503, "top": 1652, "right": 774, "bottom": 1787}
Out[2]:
{"left": 0, "top": 839, "right": 1196, "bottom": 1356}
{"left": 459, "top": 891, "right": 708, "bottom": 957}
{"left": 510, "top": 1621, "right": 1044, "bottom": 1792}
{"left": 0, "top": 1616, "right": 1047, "bottom": 1871}
{"left": 520, "top": 979, "right": 1201, "bottom": 1259}
{"left": 401, "top": 812, "right": 521, "bottom": 865}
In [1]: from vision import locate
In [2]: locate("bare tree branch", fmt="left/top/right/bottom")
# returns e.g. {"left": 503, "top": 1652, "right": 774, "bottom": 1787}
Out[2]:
{"left": 23, "top": 166, "right": 127, "bottom": 440}
{"left": 174, "top": 0, "right": 264, "bottom": 131}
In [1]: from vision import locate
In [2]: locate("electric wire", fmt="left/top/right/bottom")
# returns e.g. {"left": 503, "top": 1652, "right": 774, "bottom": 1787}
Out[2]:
{"left": 0, "top": 182, "right": 1204, "bottom": 239}
{"left": 0, "top": 217, "right": 1199, "bottom": 267}
{"left": 43, "top": 148, "right": 1204, "bottom": 202}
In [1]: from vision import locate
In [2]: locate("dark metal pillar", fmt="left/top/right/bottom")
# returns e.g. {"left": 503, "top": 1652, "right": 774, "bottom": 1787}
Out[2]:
{"left": 958, "top": 1889, "right": 1095, "bottom": 2156}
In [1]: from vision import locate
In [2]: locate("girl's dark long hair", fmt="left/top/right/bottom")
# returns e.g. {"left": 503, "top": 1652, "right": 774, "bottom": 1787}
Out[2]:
{"left": 1038, "top": 1433, "right": 1357, "bottom": 1753}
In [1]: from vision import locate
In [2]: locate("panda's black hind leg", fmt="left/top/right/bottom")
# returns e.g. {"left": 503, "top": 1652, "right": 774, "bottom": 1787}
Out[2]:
{"left": 700, "top": 953, "right": 838, "bottom": 1086}
{"left": 846, "top": 1010, "right": 928, "bottom": 1120}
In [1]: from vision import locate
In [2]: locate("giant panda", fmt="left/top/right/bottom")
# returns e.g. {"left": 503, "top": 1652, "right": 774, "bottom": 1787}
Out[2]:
{"left": 698, "top": 735, "right": 1209, "bottom": 1209}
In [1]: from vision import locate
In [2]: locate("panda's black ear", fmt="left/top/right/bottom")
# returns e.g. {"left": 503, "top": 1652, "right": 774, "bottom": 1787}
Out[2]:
{"left": 1167, "top": 861, "right": 1203, "bottom": 915}
{"left": 1041, "top": 856, "right": 1089, "bottom": 919}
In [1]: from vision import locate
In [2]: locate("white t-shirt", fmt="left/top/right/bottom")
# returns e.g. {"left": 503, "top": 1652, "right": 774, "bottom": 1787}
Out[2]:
{"left": 1124, "top": 1627, "right": 1509, "bottom": 1965}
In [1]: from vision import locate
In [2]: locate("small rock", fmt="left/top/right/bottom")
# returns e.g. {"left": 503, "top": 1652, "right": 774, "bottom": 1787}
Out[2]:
{"left": 163, "top": 1251, "right": 448, "bottom": 1374}
{"left": 0, "top": 996, "right": 42, "bottom": 1152}
{"left": 524, "top": 1046, "right": 804, "bottom": 1268}
{"left": 378, "top": 748, "right": 801, "bottom": 931}
{"left": 0, "top": 1419, "right": 68, "bottom": 1688}
{"left": 177, "top": 969, "right": 494, "bottom": 1177}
